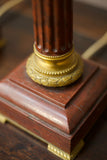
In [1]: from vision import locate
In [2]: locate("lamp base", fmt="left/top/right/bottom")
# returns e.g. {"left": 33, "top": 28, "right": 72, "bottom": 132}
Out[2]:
{"left": 0, "top": 59, "right": 107, "bottom": 160}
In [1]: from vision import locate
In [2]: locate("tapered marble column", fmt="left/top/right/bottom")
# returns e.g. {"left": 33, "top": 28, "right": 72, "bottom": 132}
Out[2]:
{"left": 32, "top": 0, "right": 73, "bottom": 56}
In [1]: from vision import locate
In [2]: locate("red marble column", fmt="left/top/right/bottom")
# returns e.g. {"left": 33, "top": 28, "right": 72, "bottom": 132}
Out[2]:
{"left": 32, "top": 0, "right": 73, "bottom": 56}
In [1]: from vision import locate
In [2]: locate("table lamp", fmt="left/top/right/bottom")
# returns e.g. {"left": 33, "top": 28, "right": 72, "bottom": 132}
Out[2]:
{"left": 0, "top": 0, "right": 107, "bottom": 160}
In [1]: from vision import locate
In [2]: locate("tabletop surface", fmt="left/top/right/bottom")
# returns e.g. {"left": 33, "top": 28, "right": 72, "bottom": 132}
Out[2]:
{"left": 0, "top": 1, "right": 107, "bottom": 160}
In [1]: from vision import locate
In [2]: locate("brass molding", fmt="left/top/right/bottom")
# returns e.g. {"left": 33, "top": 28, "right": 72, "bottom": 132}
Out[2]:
{"left": 26, "top": 45, "right": 83, "bottom": 87}
{"left": 48, "top": 140, "right": 84, "bottom": 160}
{"left": 0, "top": 113, "right": 48, "bottom": 144}
{"left": 0, "top": 114, "right": 7, "bottom": 123}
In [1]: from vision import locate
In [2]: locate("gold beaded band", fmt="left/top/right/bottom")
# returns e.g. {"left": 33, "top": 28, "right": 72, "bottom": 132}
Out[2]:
{"left": 26, "top": 47, "right": 83, "bottom": 87}
{"left": 34, "top": 44, "right": 75, "bottom": 61}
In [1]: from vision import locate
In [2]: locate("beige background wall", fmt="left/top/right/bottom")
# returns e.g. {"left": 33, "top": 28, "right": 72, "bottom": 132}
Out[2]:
{"left": 75, "top": 0, "right": 107, "bottom": 9}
